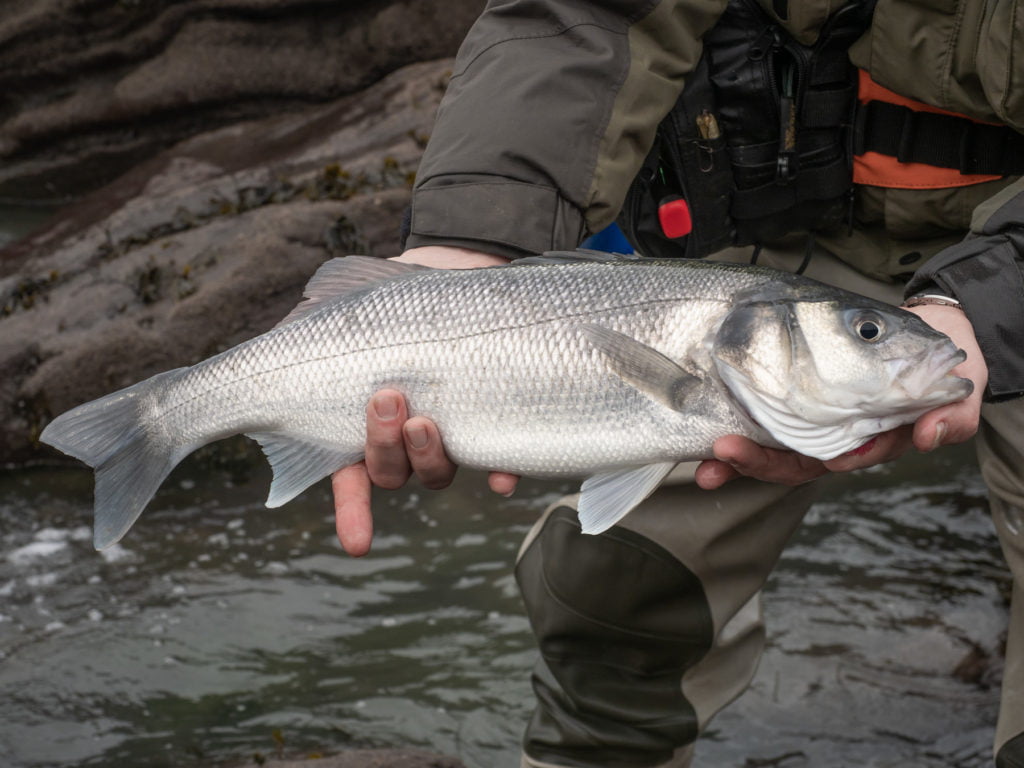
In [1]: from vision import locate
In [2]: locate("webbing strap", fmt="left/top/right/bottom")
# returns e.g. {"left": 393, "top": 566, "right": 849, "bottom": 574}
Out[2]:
{"left": 855, "top": 100, "right": 1024, "bottom": 175}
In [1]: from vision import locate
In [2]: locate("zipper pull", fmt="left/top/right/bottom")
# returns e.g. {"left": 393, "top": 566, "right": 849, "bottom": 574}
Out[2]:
{"left": 776, "top": 59, "right": 798, "bottom": 183}
{"left": 696, "top": 111, "right": 721, "bottom": 172}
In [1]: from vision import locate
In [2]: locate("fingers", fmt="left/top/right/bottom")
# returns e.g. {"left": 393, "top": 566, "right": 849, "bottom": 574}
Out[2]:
{"left": 487, "top": 471, "right": 520, "bottom": 497}
{"left": 333, "top": 463, "right": 374, "bottom": 557}
{"left": 911, "top": 395, "right": 981, "bottom": 452}
{"left": 694, "top": 459, "right": 741, "bottom": 490}
{"left": 824, "top": 426, "right": 913, "bottom": 472}
{"left": 698, "top": 423, "right": 922, "bottom": 490}
{"left": 365, "top": 391, "right": 412, "bottom": 489}
{"left": 403, "top": 416, "right": 458, "bottom": 490}
{"left": 903, "top": 304, "right": 986, "bottom": 451}
{"left": 697, "top": 435, "right": 829, "bottom": 489}
{"left": 366, "top": 391, "right": 459, "bottom": 490}
{"left": 709, "top": 435, "right": 830, "bottom": 487}
{"left": 338, "top": 389, "right": 519, "bottom": 557}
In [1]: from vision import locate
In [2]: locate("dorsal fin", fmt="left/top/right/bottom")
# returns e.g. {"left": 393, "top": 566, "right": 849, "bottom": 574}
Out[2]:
{"left": 514, "top": 249, "right": 642, "bottom": 267}
{"left": 276, "top": 256, "right": 430, "bottom": 327}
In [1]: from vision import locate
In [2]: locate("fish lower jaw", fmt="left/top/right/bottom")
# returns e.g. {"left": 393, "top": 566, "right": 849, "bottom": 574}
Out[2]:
{"left": 894, "top": 375, "right": 973, "bottom": 407}
{"left": 891, "top": 345, "right": 969, "bottom": 400}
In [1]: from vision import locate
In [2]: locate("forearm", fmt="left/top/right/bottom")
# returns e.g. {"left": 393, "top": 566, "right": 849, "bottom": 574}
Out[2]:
{"left": 405, "top": 0, "right": 728, "bottom": 258}
{"left": 394, "top": 246, "right": 509, "bottom": 269}
{"left": 905, "top": 179, "right": 1024, "bottom": 401}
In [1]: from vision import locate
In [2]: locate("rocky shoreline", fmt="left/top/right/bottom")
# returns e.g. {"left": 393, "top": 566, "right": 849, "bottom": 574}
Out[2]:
{"left": 0, "top": 0, "right": 483, "bottom": 201}
{"left": 1, "top": 5, "right": 486, "bottom": 764}
{"left": 0, "top": 0, "right": 490, "bottom": 468}
{"left": 0, "top": 54, "right": 456, "bottom": 466}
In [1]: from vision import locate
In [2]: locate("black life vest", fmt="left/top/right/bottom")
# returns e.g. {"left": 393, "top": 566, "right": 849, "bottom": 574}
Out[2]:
{"left": 618, "top": 0, "right": 1024, "bottom": 259}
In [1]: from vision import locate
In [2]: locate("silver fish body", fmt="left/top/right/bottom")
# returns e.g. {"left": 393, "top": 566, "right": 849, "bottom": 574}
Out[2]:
{"left": 40, "top": 252, "right": 972, "bottom": 548}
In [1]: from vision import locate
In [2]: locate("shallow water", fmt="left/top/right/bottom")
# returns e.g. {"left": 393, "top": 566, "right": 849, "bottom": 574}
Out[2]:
{"left": 0, "top": 444, "right": 1007, "bottom": 768}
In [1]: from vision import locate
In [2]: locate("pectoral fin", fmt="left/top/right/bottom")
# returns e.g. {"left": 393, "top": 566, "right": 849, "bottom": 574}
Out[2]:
{"left": 577, "top": 462, "right": 678, "bottom": 534}
{"left": 581, "top": 324, "right": 701, "bottom": 411}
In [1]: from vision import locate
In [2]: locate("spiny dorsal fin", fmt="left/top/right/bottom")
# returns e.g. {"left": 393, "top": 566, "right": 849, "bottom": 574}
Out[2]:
{"left": 276, "top": 256, "right": 430, "bottom": 327}
{"left": 514, "top": 249, "right": 642, "bottom": 267}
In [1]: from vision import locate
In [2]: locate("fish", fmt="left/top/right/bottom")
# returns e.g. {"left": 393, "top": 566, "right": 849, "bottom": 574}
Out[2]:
{"left": 40, "top": 251, "right": 972, "bottom": 549}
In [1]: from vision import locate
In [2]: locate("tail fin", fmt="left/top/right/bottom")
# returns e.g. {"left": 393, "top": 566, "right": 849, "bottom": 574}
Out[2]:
{"left": 40, "top": 368, "right": 192, "bottom": 550}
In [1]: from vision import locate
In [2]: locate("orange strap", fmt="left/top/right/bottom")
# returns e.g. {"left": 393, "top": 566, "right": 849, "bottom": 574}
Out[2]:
{"left": 853, "top": 70, "right": 1002, "bottom": 189}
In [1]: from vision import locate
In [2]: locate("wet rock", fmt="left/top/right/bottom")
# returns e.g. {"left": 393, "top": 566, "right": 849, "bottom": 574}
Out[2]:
{"left": 0, "top": 0, "right": 483, "bottom": 201}
{"left": 231, "top": 750, "right": 466, "bottom": 768}
{"left": 0, "top": 58, "right": 453, "bottom": 464}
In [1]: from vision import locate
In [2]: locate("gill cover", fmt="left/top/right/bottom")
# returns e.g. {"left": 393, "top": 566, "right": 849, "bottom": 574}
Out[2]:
{"left": 710, "top": 298, "right": 875, "bottom": 460}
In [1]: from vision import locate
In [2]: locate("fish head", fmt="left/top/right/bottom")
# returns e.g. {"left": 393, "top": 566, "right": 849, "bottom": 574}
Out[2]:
{"left": 710, "top": 289, "right": 973, "bottom": 460}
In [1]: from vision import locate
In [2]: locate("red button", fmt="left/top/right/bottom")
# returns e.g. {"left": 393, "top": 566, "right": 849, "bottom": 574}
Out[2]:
{"left": 658, "top": 197, "right": 692, "bottom": 239}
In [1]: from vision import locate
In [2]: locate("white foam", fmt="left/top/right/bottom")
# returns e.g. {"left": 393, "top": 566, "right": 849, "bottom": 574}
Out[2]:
{"left": 34, "top": 528, "right": 68, "bottom": 542}
{"left": 26, "top": 572, "right": 59, "bottom": 588}
{"left": 99, "top": 544, "right": 132, "bottom": 563}
{"left": 8, "top": 540, "right": 67, "bottom": 563}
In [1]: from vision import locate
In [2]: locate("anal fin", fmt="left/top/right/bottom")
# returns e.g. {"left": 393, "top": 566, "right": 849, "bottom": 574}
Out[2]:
{"left": 247, "top": 432, "right": 362, "bottom": 507}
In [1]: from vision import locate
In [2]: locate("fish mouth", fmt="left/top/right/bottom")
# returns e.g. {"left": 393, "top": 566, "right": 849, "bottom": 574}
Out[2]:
{"left": 896, "top": 343, "right": 972, "bottom": 401}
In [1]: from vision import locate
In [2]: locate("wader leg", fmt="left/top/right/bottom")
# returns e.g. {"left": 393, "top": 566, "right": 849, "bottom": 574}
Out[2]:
{"left": 977, "top": 400, "right": 1024, "bottom": 766}
{"left": 512, "top": 242, "right": 894, "bottom": 768}
{"left": 515, "top": 469, "right": 817, "bottom": 767}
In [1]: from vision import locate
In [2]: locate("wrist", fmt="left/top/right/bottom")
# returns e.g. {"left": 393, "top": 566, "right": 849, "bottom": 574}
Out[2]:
{"left": 392, "top": 246, "right": 510, "bottom": 270}
{"left": 901, "top": 294, "right": 963, "bottom": 310}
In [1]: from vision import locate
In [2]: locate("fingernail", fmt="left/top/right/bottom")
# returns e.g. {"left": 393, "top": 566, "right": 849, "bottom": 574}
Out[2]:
{"left": 930, "top": 421, "right": 947, "bottom": 452}
{"left": 406, "top": 424, "right": 428, "bottom": 449}
{"left": 373, "top": 395, "right": 398, "bottom": 420}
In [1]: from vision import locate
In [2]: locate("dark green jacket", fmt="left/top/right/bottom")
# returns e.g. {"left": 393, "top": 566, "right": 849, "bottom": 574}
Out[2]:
{"left": 405, "top": 0, "right": 1024, "bottom": 399}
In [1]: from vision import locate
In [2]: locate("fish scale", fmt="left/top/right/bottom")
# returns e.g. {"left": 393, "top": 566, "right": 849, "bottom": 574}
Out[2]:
{"left": 40, "top": 252, "right": 971, "bottom": 548}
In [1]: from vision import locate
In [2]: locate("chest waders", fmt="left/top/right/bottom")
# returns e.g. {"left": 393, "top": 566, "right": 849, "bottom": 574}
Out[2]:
{"left": 518, "top": 3, "right": 1024, "bottom": 767}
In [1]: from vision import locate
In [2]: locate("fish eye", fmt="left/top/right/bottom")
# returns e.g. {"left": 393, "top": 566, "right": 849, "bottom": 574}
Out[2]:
{"left": 854, "top": 316, "right": 884, "bottom": 342}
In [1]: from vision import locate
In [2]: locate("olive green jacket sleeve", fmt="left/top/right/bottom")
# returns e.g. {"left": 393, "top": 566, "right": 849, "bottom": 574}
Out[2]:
{"left": 405, "top": 0, "right": 728, "bottom": 259}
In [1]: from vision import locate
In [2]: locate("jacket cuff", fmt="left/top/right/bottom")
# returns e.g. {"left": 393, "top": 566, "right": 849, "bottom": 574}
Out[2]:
{"left": 406, "top": 179, "right": 586, "bottom": 258}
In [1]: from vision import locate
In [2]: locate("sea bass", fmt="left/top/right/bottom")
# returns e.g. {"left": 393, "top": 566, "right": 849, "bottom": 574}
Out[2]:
{"left": 41, "top": 252, "right": 972, "bottom": 549}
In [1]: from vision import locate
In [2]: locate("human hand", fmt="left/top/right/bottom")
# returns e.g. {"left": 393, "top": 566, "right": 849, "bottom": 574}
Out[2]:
{"left": 390, "top": 245, "right": 510, "bottom": 269}
{"left": 332, "top": 246, "right": 519, "bottom": 556}
{"left": 694, "top": 304, "right": 987, "bottom": 490}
